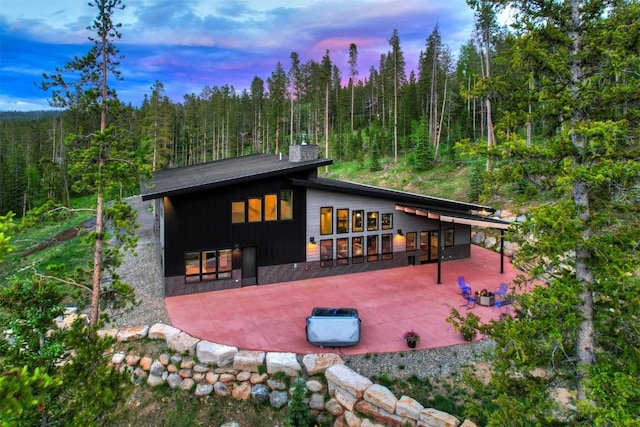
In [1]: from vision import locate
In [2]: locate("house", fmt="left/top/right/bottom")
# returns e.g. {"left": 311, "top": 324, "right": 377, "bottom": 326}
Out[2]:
{"left": 141, "top": 145, "right": 509, "bottom": 296}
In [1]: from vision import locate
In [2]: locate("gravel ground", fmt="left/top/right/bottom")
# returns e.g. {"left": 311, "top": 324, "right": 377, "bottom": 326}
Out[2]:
{"left": 110, "top": 196, "right": 494, "bottom": 379}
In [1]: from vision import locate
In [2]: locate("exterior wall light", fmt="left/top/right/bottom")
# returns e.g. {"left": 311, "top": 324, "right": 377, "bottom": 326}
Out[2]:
{"left": 397, "top": 229, "right": 403, "bottom": 236}
{"left": 309, "top": 236, "right": 316, "bottom": 245}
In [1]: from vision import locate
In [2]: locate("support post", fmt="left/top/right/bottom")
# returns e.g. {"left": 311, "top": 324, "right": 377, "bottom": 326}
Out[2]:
{"left": 500, "top": 229, "right": 505, "bottom": 274}
{"left": 437, "top": 221, "right": 443, "bottom": 284}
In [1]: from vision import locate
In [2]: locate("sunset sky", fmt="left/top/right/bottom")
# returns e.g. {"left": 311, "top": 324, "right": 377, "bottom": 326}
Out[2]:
{"left": 0, "top": 0, "right": 482, "bottom": 111}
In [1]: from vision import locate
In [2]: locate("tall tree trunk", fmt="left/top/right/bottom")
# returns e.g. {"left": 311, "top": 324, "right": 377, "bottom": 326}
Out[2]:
{"left": 569, "top": 0, "right": 595, "bottom": 404}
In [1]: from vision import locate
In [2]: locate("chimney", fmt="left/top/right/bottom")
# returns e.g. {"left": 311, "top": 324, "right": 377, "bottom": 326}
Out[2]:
{"left": 289, "top": 144, "right": 318, "bottom": 162}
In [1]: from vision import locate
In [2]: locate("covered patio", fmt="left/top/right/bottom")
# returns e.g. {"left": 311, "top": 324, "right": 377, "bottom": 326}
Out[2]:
{"left": 165, "top": 245, "right": 530, "bottom": 355}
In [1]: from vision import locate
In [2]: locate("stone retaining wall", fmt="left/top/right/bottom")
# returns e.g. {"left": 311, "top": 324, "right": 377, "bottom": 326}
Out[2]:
{"left": 102, "top": 323, "right": 478, "bottom": 427}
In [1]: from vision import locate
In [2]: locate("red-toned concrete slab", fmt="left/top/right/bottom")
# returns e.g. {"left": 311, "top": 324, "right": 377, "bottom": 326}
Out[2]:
{"left": 165, "top": 245, "right": 530, "bottom": 355}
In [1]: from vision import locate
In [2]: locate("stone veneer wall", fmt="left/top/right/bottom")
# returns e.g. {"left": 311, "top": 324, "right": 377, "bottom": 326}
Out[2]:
{"left": 102, "top": 323, "right": 478, "bottom": 427}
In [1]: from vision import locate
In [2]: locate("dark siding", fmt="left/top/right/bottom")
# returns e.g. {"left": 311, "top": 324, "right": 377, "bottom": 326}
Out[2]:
{"left": 164, "top": 173, "right": 308, "bottom": 277}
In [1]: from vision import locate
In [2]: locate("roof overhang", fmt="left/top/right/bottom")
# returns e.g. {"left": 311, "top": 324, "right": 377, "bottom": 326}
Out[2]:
{"left": 395, "top": 204, "right": 511, "bottom": 230}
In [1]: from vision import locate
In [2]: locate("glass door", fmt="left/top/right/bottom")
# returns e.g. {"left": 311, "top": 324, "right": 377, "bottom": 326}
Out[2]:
{"left": 420, "top": 231, "right": 439, "bottom": 263}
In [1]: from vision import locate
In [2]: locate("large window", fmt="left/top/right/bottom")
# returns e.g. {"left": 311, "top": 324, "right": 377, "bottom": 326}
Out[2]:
{"left": 231, "top": 201, "right": 245, "bottom": 223}
{"left": 352, "top": 236, "right": 364, "bottom": 263}
{"left": 367, "top": 235, "right": 378, "bottom": 262}
{"left": 381, "top": 233, "right": 393, "bottom": 260}
{"left": 185, "top": 249, "right": 232, "bottom": 282}
{"left": 320, "top": 207, "right": 333, "bottom": 235}
{"left": 336, "top": 238, "right": 348, "bottom": 265}
{"left": 367, "top": 212, "right": 378, "bottom": 231}
{"left": 336, "top": 209, "right": 349, "bottom": 234}
{"left": 248, "top": 198, "right": 262, "bottom": 222}
{"left": 264, "top": 194, "right": 278, "bottom": 221}
{"left": 352, "top": 210, "right": 363, "bottom": 232}
{"left": 280, "top": 190, "right": 293, "bottom": 220}
{"left": 320, "top": 239, "right": 333, "bottom": 267}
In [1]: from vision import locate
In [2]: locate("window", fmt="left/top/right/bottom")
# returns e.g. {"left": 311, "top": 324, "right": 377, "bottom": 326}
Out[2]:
{"left": 280, "top": 190, "right": 293, "bottom": 220}
{"left": 336, "top": 238, "right": 348, "bottom": 265}
{"left": 202, "top": 251, "right": 217, "bottom": 280}
{"left": 320, "top": 207, "right": 333, "bottom": 235}
{"left": 185, "top": 249, "right": 233, "bottom": 282}
{"left": 320, "top": 239, "right": 333, "bottom": 267}
{"left": 367, "top": 235, "right": 378, "bottom": 261}
{"left": 352, "top": 236, "right": 363, "bottom": 263}
{"left": 185, "top": 252, "right": 200, "bottom": 283}
{"left": 367, "top": 212, "right": 378, "bottom": 231}
{"left": 406, "top": 232, "right": 417, "bottom": 251}
{"left": 336, "top": 209, "right": 349, "bottom": 234}
{"left": 352, "top": 210, "right": 363, "bottom": 232}
{"left": 381, "top": 233, "right": 393, "bottom": 260}
{"left": 445, "top": 229, "right": 455, "bottom": 247}
{"left": 264, "top": 194, "right": 277, "bottom": 221}
{"left": 217, "top": 249, "right": 232, "bottom": 278}
{"left": 248, "top": 198, "right": 262, "bottom": 222}
{"left": 231, "top": 201, "right": 245, "bottom": 223}
{"left": 381, "top": 213, "right": 393, "bottom": 230}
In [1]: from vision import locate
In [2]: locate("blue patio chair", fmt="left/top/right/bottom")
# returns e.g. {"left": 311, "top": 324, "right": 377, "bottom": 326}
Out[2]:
{"left": 495, "top": 282, "right": 509, "bottom": 301}
{"left": 461, "top": 288, "right": 476, "bottom": 309}
{"left": 457, "top": 276, "right": 471, "bottom": 294}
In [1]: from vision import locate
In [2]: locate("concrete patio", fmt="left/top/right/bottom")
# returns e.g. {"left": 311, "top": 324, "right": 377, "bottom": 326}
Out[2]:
{"left": 166, "top": 245, "right": 530, "bottom": 355}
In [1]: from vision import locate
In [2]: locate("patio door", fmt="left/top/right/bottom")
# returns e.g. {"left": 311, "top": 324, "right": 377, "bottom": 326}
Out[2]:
{"left": 241, "top": 246, "right": 257, "bottom": 286}
{"left": 419, "top": 231, "right": 439, "bottom": 263}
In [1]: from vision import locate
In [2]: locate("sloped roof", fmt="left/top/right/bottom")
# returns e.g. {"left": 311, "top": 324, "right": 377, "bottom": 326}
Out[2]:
{"left": 141, "top": 154, "right": 332, "bottom": 200}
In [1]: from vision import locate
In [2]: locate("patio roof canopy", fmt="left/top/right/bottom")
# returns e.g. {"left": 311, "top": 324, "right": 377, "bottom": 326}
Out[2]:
{"left": 394, "top": 204, "right": 511, "bottom": 230}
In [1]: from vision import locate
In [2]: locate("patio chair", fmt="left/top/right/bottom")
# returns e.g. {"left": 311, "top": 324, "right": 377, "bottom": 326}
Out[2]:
{"left": 457, "top": 276, "right": 472, "bottom": 294}
{"left": 495, "top": 282, "right": 509, "bottom": 301}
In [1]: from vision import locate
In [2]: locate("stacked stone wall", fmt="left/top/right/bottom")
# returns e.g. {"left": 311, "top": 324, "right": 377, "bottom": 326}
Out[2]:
{"left": 102, "top": 323, "right": 478, "bottom": 427}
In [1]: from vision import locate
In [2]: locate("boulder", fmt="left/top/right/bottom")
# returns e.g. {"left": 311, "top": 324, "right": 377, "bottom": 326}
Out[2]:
{"left": 214, "top": 381, "right": 229, "bottom": 397}
{"left": 343, "top": 410, "right": 362, "bottom": 427}
{"left": 139, "top": 355, "right": 153, "bottom": 371}
{"left": 419, "top": 408, "right": 460, "bottom": 427}
{"left": 205, "top": 372, "right": 220, "bottom": 384}
{"left": 130, "top": 367, "right": 147, "bottom": 386}
{"left": 334, "top": 387, "right": 358, "bottom": 412}
{"left": 309, "top": 392, "right": 325, "bottom": 410}
{"left": 266, "top": 352, "right": 301, "bottom": 376}
{"left": 167, "top": 373, "right": 182, "bottom": 389}
{"left": 231, "top": 382, "right": 251, "bottom": 400}
{"left": 355, "top": 400, "right": 404, "bottom": 426}
{"left": 149, "top": 360, "right": 165, "bottom": 377}
{"left": 324, "top": 397, "right": 344, "bottom": 416}
{"left": 148, "top": 323, "right": 181, "bottom": 341}
{"left": 302, "top": 353, "right": 343, "bottom": 375}
{"left": 270, "top": 390, "right": 289, "bottom": 408}
{"left": 364, "top": 384, "right": 398, "bottom": 414}
{"left": 196, "top": 340, "right": 238, "bottom": 367}
{"left": 396, "top": 395, "right": 424, "bottom": 420}
{"left": 326, "top": 364, "right": 373, "bottom": 399}
{"left": 179, "top": 378, "right": 195, "bottom": 391}
{"left": 236, "top": 371, "right": 251, "bottom": 382}
{"left": 233, "top": 350, "right": 265, "bottom": 372}
{"left": 146, "top": 374, "right": 164, "bottom": 387}
{"left": 125, "top": 354, "right": 141, "bottom": 366}
{"left": 111, "top": 351, "right": 126, "bottom": 365}
{"left": 250, "top": 372, "right": 267, "bottom": 384}
{"left": 306, "top": 379, "right": 324, "bottom": 393}
{"left": 97, "top": 328, "right": 118, "bottom": 339}
{"left": 250, "top": 384, "right": 270, "bottom": 403}
{"left": 168, "top": 332, "right": 199, "bottom": 355}
{"left": 194, "top": 383, "right": 214, "bottom": 396}
{"left": 116, "top": 325, "right": 149, "bottom": 342}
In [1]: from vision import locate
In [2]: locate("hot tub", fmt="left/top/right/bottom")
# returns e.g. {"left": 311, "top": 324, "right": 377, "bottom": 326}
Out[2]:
{"left": 305, "top": 307, "right": 361, "bottom": 347}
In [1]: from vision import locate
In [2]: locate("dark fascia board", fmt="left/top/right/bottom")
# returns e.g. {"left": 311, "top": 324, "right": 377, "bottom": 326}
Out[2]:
{"left": 290, "top": 177, "right": 496, "bottom": 216}
{"left": 141, "top": 154, "right": 333, "bottom": 200}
